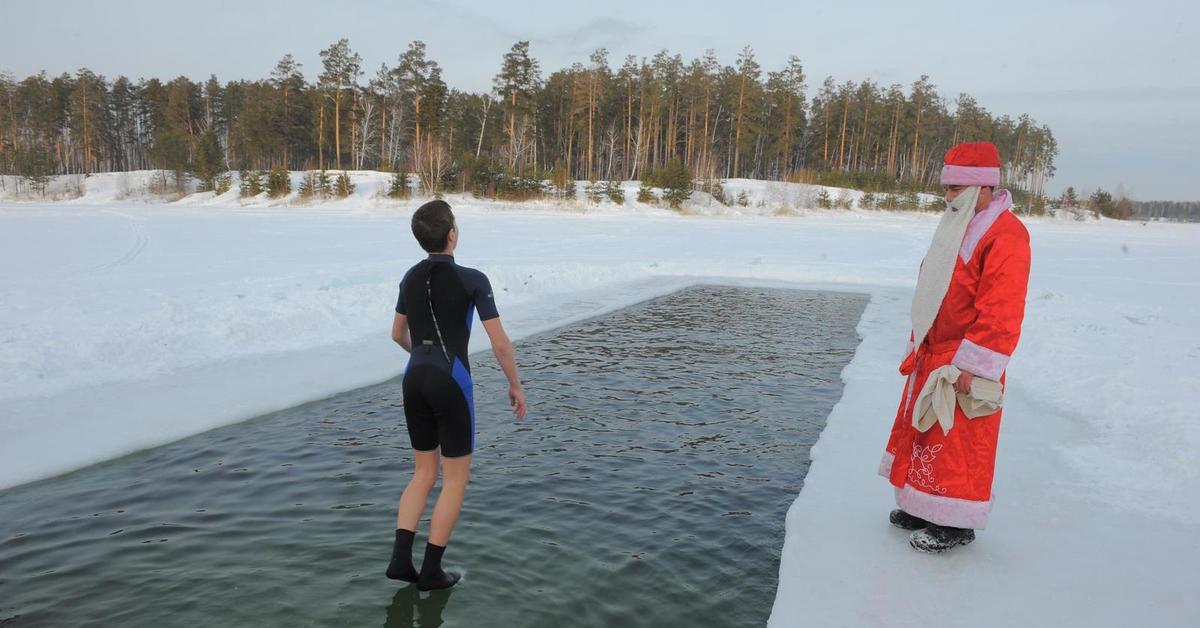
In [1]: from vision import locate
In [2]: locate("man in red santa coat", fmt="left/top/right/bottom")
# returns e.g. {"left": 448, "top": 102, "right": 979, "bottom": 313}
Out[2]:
{"left": 880, "top": 141, "right": 1031, "bottom": 553}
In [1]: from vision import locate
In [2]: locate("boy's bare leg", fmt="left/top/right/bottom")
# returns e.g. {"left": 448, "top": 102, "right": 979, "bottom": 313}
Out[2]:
{"left": 397, "top": 449, "right": 440, "bottom": 530}
{"left": 418, "top": 454, "right": 471, "bottom": 590}
{"left": 428, "top": 454, "right": 471, "bottom": 545}
{"left": 387, "top": 449, "right": 439, "bottom": 582}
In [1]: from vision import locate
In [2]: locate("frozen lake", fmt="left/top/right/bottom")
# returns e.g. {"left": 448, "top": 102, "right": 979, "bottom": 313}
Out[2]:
{"left": 2, "top": 198, "right": 1197, "bottom": 627}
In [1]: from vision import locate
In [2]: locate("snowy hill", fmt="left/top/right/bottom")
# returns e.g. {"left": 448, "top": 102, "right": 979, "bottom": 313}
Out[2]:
{"left": 0, "top": 170, "right": 945, "bottom": 216}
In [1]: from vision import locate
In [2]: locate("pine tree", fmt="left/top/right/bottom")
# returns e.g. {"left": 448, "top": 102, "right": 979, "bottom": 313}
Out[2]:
{"left": 298, "top": 171, "right": 316, "bottom": 198}
{"left": 1090, "top": 189, "right": 1116, "bottom": 218}
{"left": 493, "top": 41, "right": 542, "bottom": 170}
{"left": 658, "top": 159, "right": 692, "bottom": 209}
{"left": 562, "top": 172, "right": 576, "bottom": 200}
{"left": 1064, "top": 186, "right": 1078, "bottom": 207}
{"left": 732, "top": 47, "right": 762, "bottom": 178}
{"left": 637, "top": 183, "right": 657, "bottom": 204}
{"left": 319, "top": 39, "right": 362, "bottom": 170}
{"left": 394, "top": 41, "right": 448, "bottom": 177}
{"left": 547, "top": 161, "right": 572, "bottom": 200}
{"left": 764, "top": 56, "right": 806, "bottom": 179}
{"left": 317, "top": 170, "right": 333, "bottom": 197}
{"left": 271, "top": 54, "right": 309, "bottom": 170}
{"left": 16, "top": 144, "right": 54, "bottom": 196}
{"left": 191, "top": 129, "right": 226, "bottom": 191}
{"left": 393, "top": 168, "right": 417, "bottom": 198}
{"left": 148, "top": 77, "right": 198, "bottom": 179}
{"left": 69, "top": 68, "right": 110, "bottom": 175}
{"left": 267, "top": 165, "right": 291, "bottom": 197}
{"left": 335, "top": 171, "right": 354, "bottom": 197}
{"left": 238, "top": 169, "right": 263, "bottom": 196}
{"left": 606, "top": 179, "right": 625, "bottom": 204}
{"left": 585, "top": 180, "right": 603, "bottom": 203}
{"left": 1113, "top": 196, "right": 1133, "bottom": 219}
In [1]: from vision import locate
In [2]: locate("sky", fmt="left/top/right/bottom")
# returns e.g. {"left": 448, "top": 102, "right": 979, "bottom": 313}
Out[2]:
{"left": 2, "top": 0, "right": 1197, "bottom": 200}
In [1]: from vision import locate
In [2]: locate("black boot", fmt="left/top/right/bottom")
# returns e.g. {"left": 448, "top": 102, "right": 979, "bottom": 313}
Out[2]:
{"left": 909, "top": 524, "right": 975, "bottom": 554}
{"left": 417, "top": 542, "right": 461, "bottom": 591}
{"left": 889, "top": 509, "right": 931, "bottom": 530}
{"left": 386, "top": 529, "right": 418, "bottom": 582}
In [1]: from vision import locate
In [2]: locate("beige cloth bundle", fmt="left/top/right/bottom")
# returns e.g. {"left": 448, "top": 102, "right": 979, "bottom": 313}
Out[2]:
{"left": 912, "top": 365, "right": 1004, "bottom": 435}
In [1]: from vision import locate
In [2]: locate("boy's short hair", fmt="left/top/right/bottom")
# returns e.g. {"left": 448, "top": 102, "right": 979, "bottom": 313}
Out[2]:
{"left": 411, "top": 200, "right": 455, "bottom": 252}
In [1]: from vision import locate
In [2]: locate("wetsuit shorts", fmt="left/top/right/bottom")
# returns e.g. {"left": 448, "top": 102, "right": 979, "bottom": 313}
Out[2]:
{"left": 402, "top": 362, "right": 474, "bottom": 457}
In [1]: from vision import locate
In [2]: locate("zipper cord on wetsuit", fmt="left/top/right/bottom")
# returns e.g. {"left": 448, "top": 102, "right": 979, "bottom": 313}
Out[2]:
{"left": 425, "top": 265, "right": 453, "bottom": 366}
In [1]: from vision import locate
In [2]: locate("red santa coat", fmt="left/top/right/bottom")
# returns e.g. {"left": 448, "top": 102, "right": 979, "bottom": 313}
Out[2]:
{"left": 880, "top": 189, "right": 1031, "bottom": 529}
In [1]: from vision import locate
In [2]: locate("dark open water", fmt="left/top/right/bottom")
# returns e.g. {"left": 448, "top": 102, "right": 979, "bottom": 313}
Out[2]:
{"left": 0, "top": 286, "right": 867, "bottom": 627}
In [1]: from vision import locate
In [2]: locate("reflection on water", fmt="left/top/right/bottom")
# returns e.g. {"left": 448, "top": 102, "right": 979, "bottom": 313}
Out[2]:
{"left": 0, "top": 286, "right": 866, "bottom": 627}
{"left": 384, "top": 587, "right": 454, "bottom": 628}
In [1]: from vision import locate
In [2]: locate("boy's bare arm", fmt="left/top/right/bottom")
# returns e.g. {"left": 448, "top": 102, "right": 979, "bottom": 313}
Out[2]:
{"left": 481, "top": 317, "right": 526, "bottom": 419}
{"left": 391, "top": 313, "right": 412, "bottom": 352}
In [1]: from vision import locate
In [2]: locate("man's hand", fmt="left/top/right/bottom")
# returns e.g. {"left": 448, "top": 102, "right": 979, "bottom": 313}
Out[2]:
{"left": 509, "top": 385, "right": 527, "bottom": 420}
{"left": 954, "top": 370, "right": 975, "bottom": 395}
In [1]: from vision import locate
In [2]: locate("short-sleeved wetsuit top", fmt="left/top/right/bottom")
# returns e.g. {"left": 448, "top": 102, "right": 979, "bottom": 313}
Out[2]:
{"left": 396, "top": 254, "right": 498, "bottom": 457}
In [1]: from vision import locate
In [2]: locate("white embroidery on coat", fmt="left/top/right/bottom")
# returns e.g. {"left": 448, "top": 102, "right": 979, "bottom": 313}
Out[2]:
{"left": 908, "top": 443, "right": 948, "bottom": 494}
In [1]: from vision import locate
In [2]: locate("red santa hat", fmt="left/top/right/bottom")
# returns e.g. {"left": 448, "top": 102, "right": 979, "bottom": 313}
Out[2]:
{"left": 940, "top": 142, "right": 1001, "bottom": 187}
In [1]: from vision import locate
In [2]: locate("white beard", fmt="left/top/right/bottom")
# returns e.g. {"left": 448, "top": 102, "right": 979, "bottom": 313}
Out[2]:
{"left": 910, "top": 186, "right": 981, "bottom": 348}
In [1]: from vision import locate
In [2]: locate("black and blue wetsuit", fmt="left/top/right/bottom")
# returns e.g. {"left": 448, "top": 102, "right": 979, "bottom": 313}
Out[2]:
{"left": 396, "top": 254, "right": 498, "bottom": 458}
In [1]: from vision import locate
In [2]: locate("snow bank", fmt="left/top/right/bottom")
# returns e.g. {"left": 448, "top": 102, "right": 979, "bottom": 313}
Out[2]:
{"left": 767, "top": 218, "right": 1200, "bottom": 627}
{"left": 1, "top": 193, "right": 1196, "bottom": 626}
{"left": 1, "top": 170, "right": 941, "bottom": 216}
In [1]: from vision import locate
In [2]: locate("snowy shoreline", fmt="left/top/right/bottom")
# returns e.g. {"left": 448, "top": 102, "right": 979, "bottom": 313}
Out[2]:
{"left": 0, "top": 169, "right": 950, "bottom": 217}
{"left": 2, "top": 190, "right": 1197, "bottom": 626}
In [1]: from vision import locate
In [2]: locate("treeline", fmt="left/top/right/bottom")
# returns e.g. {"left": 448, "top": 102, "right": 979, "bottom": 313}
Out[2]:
{"left": 1057, "top": 187, "right": 1135, "bottom": 220}
{"left": 1054, "top": 186, "right": 1199, "bottom": 222}
{"left": 0, "top": 39, "right": 1058, "bottom": 205}
{"left": 1127, "top": 200, "right": 1199, "bottom": 222}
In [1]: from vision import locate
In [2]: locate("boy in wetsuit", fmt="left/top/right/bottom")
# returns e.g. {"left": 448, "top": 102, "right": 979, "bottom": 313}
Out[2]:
{"left": 386, "top": 200, "right": 527, "bottom": 590}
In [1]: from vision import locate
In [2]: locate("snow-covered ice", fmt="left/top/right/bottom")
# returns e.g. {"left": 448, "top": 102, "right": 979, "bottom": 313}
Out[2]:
{"left": 1, "top": 176, "right": 1197, "bottom": 627}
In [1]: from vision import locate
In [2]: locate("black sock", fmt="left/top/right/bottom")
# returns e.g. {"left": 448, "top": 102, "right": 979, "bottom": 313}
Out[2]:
{"left": 386, "top": 529, "right": 418, "bottom": 582}
{"left": 417, "top": 542, "right": 461, "bottom": 591}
